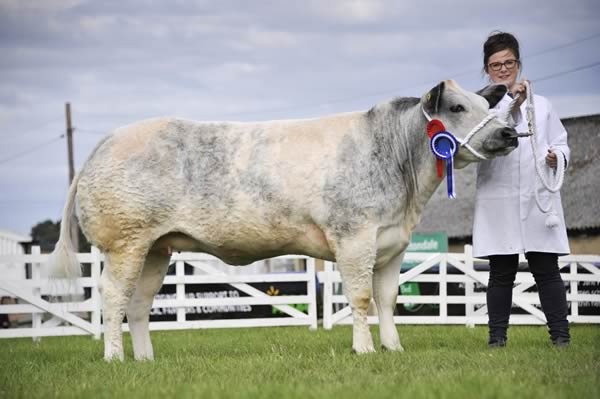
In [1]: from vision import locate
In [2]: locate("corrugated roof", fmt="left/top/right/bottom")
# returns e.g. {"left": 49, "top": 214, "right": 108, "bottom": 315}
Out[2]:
{"left": 415, "top": 114, "right": 600, "bottom": 237}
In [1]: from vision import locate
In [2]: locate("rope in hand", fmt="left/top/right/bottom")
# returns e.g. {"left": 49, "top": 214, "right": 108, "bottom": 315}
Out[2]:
{"left": 506, "top": 81, "right": 566, "bottom": 228}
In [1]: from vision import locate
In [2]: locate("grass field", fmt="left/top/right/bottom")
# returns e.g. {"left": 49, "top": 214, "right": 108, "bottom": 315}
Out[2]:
{"left": 0, "top": 325, "right": 598, "bottom": 399}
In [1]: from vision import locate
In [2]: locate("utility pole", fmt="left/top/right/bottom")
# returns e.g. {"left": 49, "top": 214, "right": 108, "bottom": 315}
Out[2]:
{"left": 65, "top": 102, "right": 79, "bottom": 252}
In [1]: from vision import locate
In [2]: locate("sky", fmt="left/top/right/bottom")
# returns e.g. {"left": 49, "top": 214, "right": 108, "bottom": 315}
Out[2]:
{"left": 1, "top": 0, "right": 599, "bottom": 237}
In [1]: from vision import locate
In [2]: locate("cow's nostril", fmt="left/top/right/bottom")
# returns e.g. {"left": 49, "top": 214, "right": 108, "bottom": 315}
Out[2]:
{"left": 501, "top": 128, "right": 517, "bottom": 139}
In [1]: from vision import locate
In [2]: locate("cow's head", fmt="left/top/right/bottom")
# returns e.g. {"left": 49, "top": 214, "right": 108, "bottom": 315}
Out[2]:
{"left": 421, "top": 80, "right": 518, "bottom": 168}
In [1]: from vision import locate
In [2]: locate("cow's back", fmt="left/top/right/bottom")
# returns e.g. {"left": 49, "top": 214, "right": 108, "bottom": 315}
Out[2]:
{"left": 76, "top": 114, "right": 366, "bottom": 259}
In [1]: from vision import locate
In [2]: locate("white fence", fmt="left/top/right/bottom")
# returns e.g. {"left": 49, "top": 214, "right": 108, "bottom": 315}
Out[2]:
{"left": 0, "top": 229, "right": 30, "bottom": 297}
{"left": 319, "top": 246, "right": 600, "bottom": 328}
{"left": 0, "top": 247, "right": 317, "bottom": 339}
{"left": 1, "top": 246, "right": 599, "bottom": 339}
{"left": 0, "top": 246, "right": 102, "bottom": 339}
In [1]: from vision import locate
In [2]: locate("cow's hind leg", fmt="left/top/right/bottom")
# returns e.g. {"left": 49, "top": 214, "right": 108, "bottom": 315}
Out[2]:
{"left": 373, "top": 253, "right": 404, "bottom": 352}
{"left": 336, "top": 233, "right": 377, "bottom": 353}
{"left": 126, "top": 251, "right": 170, "bottom": 361}
{"left": 100, "top": 248, "right": 147, "bottom": 361}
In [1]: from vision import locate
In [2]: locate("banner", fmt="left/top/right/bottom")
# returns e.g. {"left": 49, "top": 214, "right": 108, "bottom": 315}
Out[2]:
{"left": 398, "top": 232, "right": 448, "bottom": 314}
{"left": 148, "top": 263, "right": 309, "bottom": 322}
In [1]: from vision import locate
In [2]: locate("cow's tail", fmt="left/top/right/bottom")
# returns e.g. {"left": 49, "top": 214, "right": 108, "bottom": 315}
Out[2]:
{"left": 47, "top": 173, "right": 83, "bottom": 279}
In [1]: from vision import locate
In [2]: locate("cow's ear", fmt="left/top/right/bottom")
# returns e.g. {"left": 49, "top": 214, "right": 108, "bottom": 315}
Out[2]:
{"left": 423, "top": 81, "right": 445, "bottom": 114}
{"left": 476, "top": 84, "right": 508, "bottom": 108}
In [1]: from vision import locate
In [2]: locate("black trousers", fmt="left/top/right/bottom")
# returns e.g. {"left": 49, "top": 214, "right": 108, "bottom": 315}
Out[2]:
{"left": 487, "top": 252, "right": 570, "bottom": 341}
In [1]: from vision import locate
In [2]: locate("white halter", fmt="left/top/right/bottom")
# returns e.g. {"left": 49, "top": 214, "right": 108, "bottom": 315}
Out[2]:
{"left": 421, "top": 107, "right": 496, "bottom": 160}
{"left": 513, "top": 81, "right": 566, "bottom": 228}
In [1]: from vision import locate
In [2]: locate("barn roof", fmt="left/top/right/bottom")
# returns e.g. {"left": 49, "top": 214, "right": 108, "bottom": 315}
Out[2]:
{"left": 415, "top": 113, "right": 600, "bottom": 238}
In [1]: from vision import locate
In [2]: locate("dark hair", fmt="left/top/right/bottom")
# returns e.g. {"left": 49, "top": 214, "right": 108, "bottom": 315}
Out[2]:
{"left": 483, "top": 31, "right": 521, "bottom": 72}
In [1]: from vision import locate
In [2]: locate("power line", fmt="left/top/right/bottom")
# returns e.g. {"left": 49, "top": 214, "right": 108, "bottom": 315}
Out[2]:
{"left": 2, "top": 32, "right": 598, "bottom": 148}
{"left": 0, "top": 127, "right": 107, "bottom": 166}
{"left": 533, "top": 61, "right": 600, "bottom": 83}
{"left": 215, "top": 32, "right": 600, "bottom": 118}
{"left": 525, "top": 32, "right": 600, "bottom": 59}
{"left": 2, "top": 60, "right": 596, "bottom": 167}
{"left": 0, "top": 62, "right": 597, "bottom": 168}
{"left": 217, "top": 60, "right": 600, "bottom": 120}
{"left": 0, "top": 122, "right": 62, "bottom": 140}
{"left": 0, "top": 135, "right": 64, "bottom": 166}
{"left": 7, "top": 59, "right": 594, "bottom": 160}
{"left": 76, "top": 128, "right": 108, "bottom": 135}
{"left": 18, "top": 31, "right": 600, "bottom": 126}
{"left": 54, "top": 60, "right": 599, "bottom": 142}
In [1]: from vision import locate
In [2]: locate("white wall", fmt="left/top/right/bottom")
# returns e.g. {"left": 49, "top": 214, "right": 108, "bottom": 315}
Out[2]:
{"left": 0, "top": 230, "right": 31, "bottom": 297}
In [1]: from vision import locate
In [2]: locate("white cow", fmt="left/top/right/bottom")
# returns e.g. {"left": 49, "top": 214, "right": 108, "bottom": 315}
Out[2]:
{"left": 49, "top": 80, "right": 518, "bottom": 361}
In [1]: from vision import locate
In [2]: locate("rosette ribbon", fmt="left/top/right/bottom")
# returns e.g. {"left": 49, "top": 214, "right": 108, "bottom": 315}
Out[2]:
{"left": 429, "top": 130, "right": 459, "bottom": 199}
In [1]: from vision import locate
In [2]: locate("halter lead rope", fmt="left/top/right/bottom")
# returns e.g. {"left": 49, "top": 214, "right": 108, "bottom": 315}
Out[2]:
{"left": 421, "top": 84, "right": 565, "bottom": 220}
{"left": 421, "top": 108, "right": 495, "bottom": 160}
{"left": 520, "top": 81, "right": 566, "bottom": 227}
{"left": 422, "top": 106, "right": 499, "bottom": 198}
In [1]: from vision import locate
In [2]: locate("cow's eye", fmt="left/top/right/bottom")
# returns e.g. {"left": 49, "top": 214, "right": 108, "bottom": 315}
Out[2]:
{"left": 450, "top": 105, "right": 465, "bottom": 113}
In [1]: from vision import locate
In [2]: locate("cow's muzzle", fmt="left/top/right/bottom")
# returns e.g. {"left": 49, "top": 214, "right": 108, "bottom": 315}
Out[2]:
{"left": 483, "top": 127, "right": 519, "bottom": 152}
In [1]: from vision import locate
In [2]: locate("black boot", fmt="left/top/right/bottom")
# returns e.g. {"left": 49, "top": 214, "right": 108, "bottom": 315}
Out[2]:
{"left": 552, "top": 336, "right": 570, "bottom": 348}
{"left": 488, "top": 336, "right": 507, "bottom": 348}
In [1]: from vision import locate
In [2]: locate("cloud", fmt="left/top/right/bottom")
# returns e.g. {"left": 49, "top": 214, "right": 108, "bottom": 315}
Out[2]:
{"left": 0, "top": 0, "right": 83, "bottom": 14}
{"left": 0, "top": 0, "right": 599, "bottom": 236}
{"left": 310, "top": 0, "right": 386, "bottom": 23}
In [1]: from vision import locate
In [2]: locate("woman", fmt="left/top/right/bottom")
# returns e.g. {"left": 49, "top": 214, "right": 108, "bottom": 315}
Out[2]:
{"left": 473, "top": 31, "right": 571, "bottom": 348}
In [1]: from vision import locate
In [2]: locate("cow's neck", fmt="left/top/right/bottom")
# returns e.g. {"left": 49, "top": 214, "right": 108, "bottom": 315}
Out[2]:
{"left": 400, "top": 107, "right": 444, "bottom": 230}
{"left": 368, "top": 102, "right": 443, "bottom": 222}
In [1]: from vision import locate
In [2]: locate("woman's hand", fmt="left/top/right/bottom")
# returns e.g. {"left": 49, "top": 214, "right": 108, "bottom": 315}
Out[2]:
{"left": 546, "top": 149, "right": 558, "bottom": 169}
{"left": 510, "top": 80, "right": 528, "bottom": 108}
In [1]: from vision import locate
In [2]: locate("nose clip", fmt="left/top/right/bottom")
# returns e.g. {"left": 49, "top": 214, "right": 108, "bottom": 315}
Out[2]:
{"left": 515, "top": 132, "right": 532, "bottom": 137}
{"left": 500, "top": 128, "right": 531, "bottom": 139}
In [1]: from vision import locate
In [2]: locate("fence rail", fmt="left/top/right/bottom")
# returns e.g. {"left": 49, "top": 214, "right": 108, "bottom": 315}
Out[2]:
{"left": 0, "top": 247, "right": 317, "bottom": 339}
{"left": 318, "top": 246, "right": 600, "bottom": 328}
{"left": 1, "top": 246, "right": 599, "bottom": 339}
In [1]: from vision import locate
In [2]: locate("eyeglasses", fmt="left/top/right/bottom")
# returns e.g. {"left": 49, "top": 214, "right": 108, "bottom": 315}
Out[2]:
{"left": 488, "top": 59, "right": 519, "bottom": 71}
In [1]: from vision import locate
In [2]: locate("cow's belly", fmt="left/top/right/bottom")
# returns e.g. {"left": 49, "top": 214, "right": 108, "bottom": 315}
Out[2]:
{"left": 152, "top": 223, "right": 335, "bottom": 265}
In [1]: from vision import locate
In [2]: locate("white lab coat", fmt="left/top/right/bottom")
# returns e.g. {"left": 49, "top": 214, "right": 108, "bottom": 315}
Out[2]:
{"left": 472, "top": 93, "right": 570, "bottom": 258}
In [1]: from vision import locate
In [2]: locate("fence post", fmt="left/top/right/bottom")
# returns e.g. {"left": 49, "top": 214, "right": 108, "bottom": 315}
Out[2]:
{"left": 90, "top": 247, "right": 102, "bottom": 339}
{"left": 439, "top": 253, "right": 447, "bottom": 322}
{"left": 464, "top": 245, "right": 475, "bottom": 328}
{"left": 31, "top": 246, "right": 42, "bottom": 342}
{"left": 569, "top": 261, "right": 578, "bottom": 320}
{"left": 306, "top": 258, "right": 318, "bottom": 330}
{"left": 322, "top": 261, "right": 333, "bottom": 330}
{"left": 176, "top": 260, "right": 186, "bottom": 324}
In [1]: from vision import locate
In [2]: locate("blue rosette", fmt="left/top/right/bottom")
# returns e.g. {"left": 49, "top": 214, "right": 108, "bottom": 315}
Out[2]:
{"left": 429, "top": 131, "right": 459, "bottom": 198}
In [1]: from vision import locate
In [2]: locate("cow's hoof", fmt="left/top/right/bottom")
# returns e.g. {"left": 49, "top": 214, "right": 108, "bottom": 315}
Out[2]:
{"left": 134, "top": 355, "right": 155, "bottom": 362}
{"left": 381, "top": 344, "right": 404, "bottom": 352}
{"left": 104, "top": 350, "right": 125, "bottom": 362}
{"left": 103, "top": 355, "right": 125, "bottom": 362}
{"left": 351, "top": 345, "right": 376, "bottom": 354}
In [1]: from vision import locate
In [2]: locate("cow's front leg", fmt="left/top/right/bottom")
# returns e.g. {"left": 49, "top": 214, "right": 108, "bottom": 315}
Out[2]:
{"left": 373, "top": 252, "right": 404, "bottom": 352}
{"left": 336, "top": 232, "right": 377, "bottom": 354}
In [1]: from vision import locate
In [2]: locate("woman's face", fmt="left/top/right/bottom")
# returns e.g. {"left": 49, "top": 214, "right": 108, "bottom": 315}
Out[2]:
{"left": 486, "top": 49, "right": 520, "bottom": 88}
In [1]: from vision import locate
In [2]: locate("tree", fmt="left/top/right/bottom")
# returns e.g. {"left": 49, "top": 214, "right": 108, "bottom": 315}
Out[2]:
{"left": 30, "top": 220, "right": 59, "bottom": 253}
{"left": 30, "top": 219, "right": 91, "bottom": 253}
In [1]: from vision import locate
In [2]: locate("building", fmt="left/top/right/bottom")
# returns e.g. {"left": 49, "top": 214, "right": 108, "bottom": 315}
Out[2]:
{"left": 0, "top": 229, "right": 32, "bottom": 297}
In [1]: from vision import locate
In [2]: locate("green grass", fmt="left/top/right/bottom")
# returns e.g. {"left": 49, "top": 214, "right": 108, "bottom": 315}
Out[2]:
{"left": 0, "top": 325, "right": 598, "bottom": 399}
